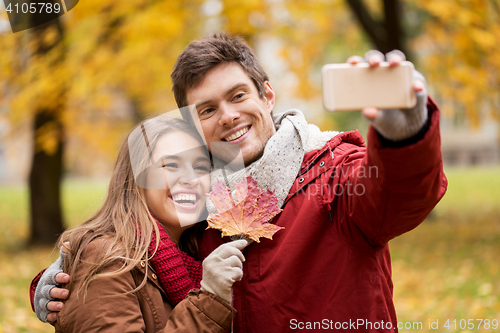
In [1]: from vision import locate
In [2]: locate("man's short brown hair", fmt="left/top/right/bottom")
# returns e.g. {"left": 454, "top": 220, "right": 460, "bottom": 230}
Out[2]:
{"left": 171, "top": 32, "right": 269, "bottom": 108}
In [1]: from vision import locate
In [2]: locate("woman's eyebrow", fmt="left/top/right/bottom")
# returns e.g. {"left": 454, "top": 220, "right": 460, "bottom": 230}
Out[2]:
{"left": 154, "top": 154, "right": 210, "bottom": 164}
{"left": 196, "top": 156, "right": 211, "bottom": 163}
{"left": 153, "top": 155, "right": 179, "bottom": 164}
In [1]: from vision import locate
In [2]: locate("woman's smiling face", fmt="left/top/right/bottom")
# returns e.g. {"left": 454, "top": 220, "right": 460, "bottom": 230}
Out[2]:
{"left": 144, "top": 130, "right": 211, "bottom": 239}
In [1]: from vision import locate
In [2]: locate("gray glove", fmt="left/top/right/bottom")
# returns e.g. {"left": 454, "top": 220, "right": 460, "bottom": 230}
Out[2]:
{"left": 34, "top": 249, "right": 66, "bottom": 323}
{"left": 362, "top": 50, "right": 429, "bottom": 142}
{"left": 200, "top": 239, "right": 247, "bottom": 303}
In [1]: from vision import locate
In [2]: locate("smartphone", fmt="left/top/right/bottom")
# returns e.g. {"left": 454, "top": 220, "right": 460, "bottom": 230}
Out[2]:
{"left": 321, "top": 61, "right": 416, "bottom": 112}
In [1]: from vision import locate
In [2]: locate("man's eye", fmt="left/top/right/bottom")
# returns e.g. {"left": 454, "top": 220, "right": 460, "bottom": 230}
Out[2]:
{"left": 233, "top": 93, "right": 244, "bottom": 100}
{"left": 200, "top": 108, "right": 215, "bottom": 116}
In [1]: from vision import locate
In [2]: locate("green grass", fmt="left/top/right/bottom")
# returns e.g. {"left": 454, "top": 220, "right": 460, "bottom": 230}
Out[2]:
{"left": 0, "top": 167, "right": 499, "bottom": 332}
{"left": 0, "top": 178, "right": 108, "bottom": 252}
{"left": 0, "top": 178, "right": 108, "bottom": 333}
{"left": 391, "top": 166, "right": 500, "bottom": 332}
{"left": 432, "top": 166, "right": 500, "bottom": 217}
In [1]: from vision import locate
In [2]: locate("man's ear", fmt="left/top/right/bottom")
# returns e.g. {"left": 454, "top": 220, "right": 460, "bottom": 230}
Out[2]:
{"left": 263, "top": 81, "right": 275, "bottom": 113}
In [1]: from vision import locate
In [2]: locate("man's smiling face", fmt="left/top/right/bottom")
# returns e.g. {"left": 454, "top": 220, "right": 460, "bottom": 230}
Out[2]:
{"left": 186, "top": 62, "right": 276, "bottom": 166}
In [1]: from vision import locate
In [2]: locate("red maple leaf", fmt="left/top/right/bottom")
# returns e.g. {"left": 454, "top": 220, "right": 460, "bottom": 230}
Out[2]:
{"left": 206, "top": 175, "right": 284, "bottom": 243}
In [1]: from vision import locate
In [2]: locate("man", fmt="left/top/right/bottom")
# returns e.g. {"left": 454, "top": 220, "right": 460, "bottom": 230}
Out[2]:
{"left": 32, "top": 32, "right": 447, "bottom": 332}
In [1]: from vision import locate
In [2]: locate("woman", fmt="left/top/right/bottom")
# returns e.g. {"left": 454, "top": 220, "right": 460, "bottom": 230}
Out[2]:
{"left": 32, "top": 116, "right": 246, "bottom": 332}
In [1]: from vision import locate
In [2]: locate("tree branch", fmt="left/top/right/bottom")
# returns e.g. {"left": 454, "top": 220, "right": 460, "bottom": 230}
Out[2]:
{"left": 345, "top": 0, "right": 388, "bottom": 51}
{"left": 383, "top": 0, "right": 406, "bottom": 54}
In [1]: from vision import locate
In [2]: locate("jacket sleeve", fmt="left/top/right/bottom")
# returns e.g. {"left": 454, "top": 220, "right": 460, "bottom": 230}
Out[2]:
{"left": 165, "top": 289, "right": 234, "bottom": 333}
{"left": 53, "top": 238, "right": 233, "bottom": 333}
{"left": 55, "top": 263, "right": 147, "bottom": 333}
{"left": 332, "top": 98, "right": 447, "bottom": 246}
{"left": 30, "top": 269, "right": 45, "bottom": 312}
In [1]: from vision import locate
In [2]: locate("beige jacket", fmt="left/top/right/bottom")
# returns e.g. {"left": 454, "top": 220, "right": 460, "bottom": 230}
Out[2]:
{"left": 54, "top": 239, "right": 234, "bottom": 333}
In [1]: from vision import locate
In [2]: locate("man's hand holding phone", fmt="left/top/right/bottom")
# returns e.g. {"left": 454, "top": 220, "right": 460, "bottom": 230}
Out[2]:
{"left": 323, "top": 50, "right": 428, "bottom": 142}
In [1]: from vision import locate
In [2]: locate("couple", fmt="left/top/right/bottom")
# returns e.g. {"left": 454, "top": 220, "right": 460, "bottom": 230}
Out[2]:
{"left": 31, "top": 32, "right": 447, "bottom": 332}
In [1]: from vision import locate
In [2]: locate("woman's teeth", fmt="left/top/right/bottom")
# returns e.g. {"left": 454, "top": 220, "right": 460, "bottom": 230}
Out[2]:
{"left": 224, "top": 127, "right": 248, "bottom": 142}
{"left": 173, "top": 194, "right": 196, "bottom": 205}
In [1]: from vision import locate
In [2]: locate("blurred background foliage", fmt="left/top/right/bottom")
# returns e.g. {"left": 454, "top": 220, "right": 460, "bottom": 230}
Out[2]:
{"left": 0, "top": 0, "right": 499, "bottom": 332}
{"left": 1, "top": 0, "right": 499, "bottom": 243}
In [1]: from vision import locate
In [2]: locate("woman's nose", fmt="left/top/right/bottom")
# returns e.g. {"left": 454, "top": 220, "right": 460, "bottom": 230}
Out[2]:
{"left": 178, "top": 168, "right": 200, "bottom": 186}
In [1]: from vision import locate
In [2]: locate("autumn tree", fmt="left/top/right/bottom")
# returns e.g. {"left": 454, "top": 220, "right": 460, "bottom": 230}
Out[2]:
{"left": 0, "top": 4, "right": 69, "bottom": 245}
{"left": 409, "top": 0, "right": 500, "bottom": 124}
{"left": 262, "top": 0, "right": 499, "bottom": 128}
{"left": 344, "top": 0, "right": 500, "bottom": 123}
{"left": 1, "top": 0, "right": 207, "bottom": 245}
{"left": 28, "top": 15, "right": 66, "bottom": 245}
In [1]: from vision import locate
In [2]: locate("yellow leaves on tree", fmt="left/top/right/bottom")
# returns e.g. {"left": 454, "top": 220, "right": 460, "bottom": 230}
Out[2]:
{"left": 35, "top": 121, "right": 62, "bottom": 155}
{"left": 207, "top": 175, "right": 283, "bottom": 243}
{"left": 221, "top": 0, "right": 270, "bottom": 37}
{"left": 275, "top": 0, "right": 358, "bottom": 100}
{"left": 2, "top": 0, "right": 498, "bottom": 163}
{"left": 0, "top": 0, "right": 208, "bottom": 163}
{"left": 412, "top": 0, "right": 500, "bottom": 124}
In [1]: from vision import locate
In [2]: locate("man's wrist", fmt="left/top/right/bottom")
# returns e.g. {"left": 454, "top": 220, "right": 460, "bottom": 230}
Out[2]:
{"left": 377, "top": 106, "right": 432, "bottom": 148}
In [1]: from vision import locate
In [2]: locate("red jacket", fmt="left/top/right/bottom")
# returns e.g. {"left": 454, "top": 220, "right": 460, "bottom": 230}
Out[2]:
{"left": 198, "top": 98, "right": 447, "bottom": 333}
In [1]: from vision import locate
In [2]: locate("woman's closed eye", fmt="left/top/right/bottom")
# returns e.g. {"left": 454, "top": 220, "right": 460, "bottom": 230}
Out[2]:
{"left": 162, "top": 162, "right": 179, "bottom": 169}
{"left": 194, "top": 164, "right": 210, "bottom": 173}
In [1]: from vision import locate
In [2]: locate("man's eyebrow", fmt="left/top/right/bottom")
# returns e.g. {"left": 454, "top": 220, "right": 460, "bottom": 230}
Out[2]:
{"left": 195, "top": 82, "right": 250, "bottom": 109}
{"left": 226, "top": 82, "right": 250, "bottom": 95}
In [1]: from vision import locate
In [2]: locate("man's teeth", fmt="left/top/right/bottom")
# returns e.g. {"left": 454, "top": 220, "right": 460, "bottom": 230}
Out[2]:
{"left": 224, "top": 127, "right": 248, "bottom": 142}
{"left": 173, "top": 194, "right": 196, "bottom": 205}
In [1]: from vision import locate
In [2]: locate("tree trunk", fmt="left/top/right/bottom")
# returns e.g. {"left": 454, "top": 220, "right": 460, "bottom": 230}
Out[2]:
{"left": 345, "top": 0, "right": 411, "bottom": 60}
{"left": 28, "top": 10, "right": 66, "bottom": 246}
{"left": 28, "top": 111, "right": 65, "bottom": 245}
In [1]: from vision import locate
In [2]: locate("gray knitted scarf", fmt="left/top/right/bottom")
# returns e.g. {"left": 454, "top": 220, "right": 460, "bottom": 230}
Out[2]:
{"left": 207, "top": 109, "right": 339, "bottom": 215}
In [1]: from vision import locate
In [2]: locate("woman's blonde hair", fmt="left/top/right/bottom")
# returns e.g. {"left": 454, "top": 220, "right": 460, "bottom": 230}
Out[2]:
{"left": 59, "top": 117, "right": 206, "bottom": 297}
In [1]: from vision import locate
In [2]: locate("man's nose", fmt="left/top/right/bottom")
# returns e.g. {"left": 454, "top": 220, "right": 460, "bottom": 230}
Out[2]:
{"left": 218, "top": 103, "right": 240, "bottom": 127}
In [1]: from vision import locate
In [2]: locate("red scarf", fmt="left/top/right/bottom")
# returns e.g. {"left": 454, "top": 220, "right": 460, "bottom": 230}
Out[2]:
{"left": 148, "top": 221, "right": 202, "bottom": 305}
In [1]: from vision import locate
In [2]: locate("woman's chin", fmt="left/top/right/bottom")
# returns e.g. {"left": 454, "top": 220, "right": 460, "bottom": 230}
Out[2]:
{"left": 175, "top": 202, "right": 206, "bottom": 227}
{"left": 177, "top": 213, "right": 202, "bottom": 227}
